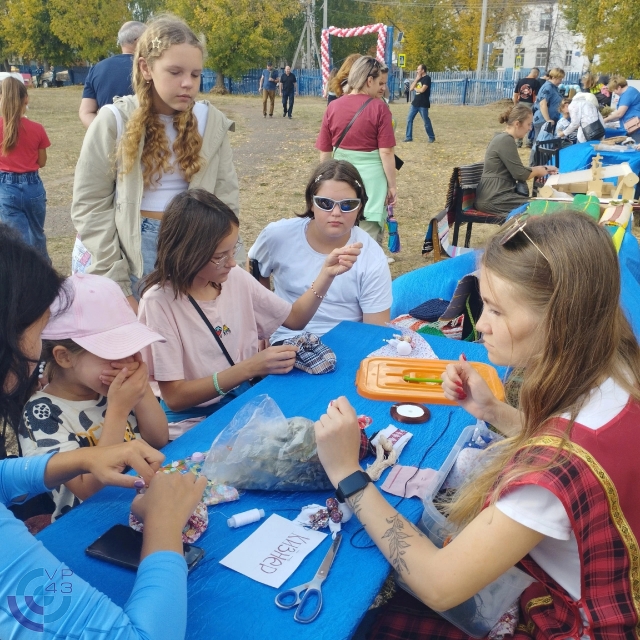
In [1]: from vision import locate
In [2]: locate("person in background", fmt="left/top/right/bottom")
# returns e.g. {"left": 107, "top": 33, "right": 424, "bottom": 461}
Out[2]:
{"left": 248, "top": 160, "right": 391, "bottom": 344}
{"left": 476, "top": 104, "right": 556, "bottom": 217}
{"left": 0, "top": 225, "right": 206, "bottom": 640}
{"left": 0, "top": 77, "right": 51, "bottom": 259}
{"left": 558, "top": 93, "right": 604, "bottom": 143}
{"left": 512, "top": 67, "right": 540, "bottom": 148}
{"left": 531, "top": 67, "right": 565, "bottom": 163}
{"left": 19, "top": 273, "right": 169, "bottom": 521}
{"left": 79, "top": 21, "right": 146, "bottom": 128}
{"left": 555, "top": 98, "right": 576, "bottom": 143}
{"left": 279, "top": 65, "right": 297, "bottom": 118}
{"left": 604, "top": 76, "right": 640, "bottom": 143}
{"left": 327, "top": 53, "right": 362, "bottom": 102}
{"left": 258, "top": 62, "right": 278, "bottom": 117}
{"left": 71, "top": 15, "right": 241, "bottom": 313}
{"left": 403, "top": 64, "right": 435, "bottom": 144}
{"left": 326, "top": 68, "right": 339, "bottom": 104}
{"left": 316, "top": 56, "right": 397, "bottom": 246}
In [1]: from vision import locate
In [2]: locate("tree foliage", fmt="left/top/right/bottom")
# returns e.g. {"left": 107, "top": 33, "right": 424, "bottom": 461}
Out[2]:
{"left": 1, "top": 0, "right": 75, "bottom": 64}
{"left": 169, "top": 0, "right": 299, "bottom": 81}
{"left": 565, "top": 0, "right": 640, "bottom": 76}
{"left": 49, "top": 0, "right": 131, "bottom": 61}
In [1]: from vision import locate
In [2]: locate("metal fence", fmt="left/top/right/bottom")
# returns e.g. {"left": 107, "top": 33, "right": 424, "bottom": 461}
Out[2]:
{"left": 201, "top": 67, "right": 582, "bottom": 105}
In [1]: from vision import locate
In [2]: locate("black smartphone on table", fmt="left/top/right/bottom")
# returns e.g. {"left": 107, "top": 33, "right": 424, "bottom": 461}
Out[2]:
{"left": 86, "top": 524, "right": 205, "bottom": 573}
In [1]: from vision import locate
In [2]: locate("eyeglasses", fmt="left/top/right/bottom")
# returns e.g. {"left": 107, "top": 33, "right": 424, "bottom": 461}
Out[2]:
{"left": 499, "top": 215, "right": 549, "bottom": 261}
{"left": 210, "top": 241, "right": 240, "bottom": 268}
{"left": 313, "top": 196, "right": 361, "bottom": 213}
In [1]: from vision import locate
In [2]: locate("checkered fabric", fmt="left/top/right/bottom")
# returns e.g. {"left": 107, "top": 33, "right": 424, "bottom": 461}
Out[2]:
{"left": 282, "top": 332, "right": 336, "bottom": 375}
{"left": 367, "top": 438, "right": 639, "bottom": 640}
{"left": 505, "top": 440, "right": 639, "bottom": 639}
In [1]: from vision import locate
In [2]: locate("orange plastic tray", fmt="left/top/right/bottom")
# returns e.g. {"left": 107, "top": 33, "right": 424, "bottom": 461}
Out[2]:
{"left": 355, "top": 357, "right": 505, "bottom": 405}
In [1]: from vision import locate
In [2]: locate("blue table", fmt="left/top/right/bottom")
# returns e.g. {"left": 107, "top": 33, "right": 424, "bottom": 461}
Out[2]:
{"left": 37, "top": 322, "right": 502, "bottom": 640}
{"left": 559, "top": 141, "right": 640, "bottom": 192}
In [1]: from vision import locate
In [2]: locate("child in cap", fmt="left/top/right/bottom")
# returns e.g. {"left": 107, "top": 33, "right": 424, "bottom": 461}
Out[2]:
{"left": 18, "top": 273, "right": 169, "bottom": 521}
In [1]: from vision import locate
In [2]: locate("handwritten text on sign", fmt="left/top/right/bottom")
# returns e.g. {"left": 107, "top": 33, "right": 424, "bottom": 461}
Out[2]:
{"left": 219, "top": 514, "right": 327, "bottom": 588}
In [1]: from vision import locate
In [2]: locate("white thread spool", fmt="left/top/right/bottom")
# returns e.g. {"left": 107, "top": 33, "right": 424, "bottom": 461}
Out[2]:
{"left": 227, "top": 508, "right": 266, "bottom": 528}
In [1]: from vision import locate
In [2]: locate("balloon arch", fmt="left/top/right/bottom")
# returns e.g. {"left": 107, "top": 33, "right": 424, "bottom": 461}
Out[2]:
{"left": 320, "top": 23, "right": 393, "bottom": 95}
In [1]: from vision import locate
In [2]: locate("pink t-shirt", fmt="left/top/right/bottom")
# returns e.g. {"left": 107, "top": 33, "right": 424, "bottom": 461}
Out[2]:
{"left": 138, "top": 266, "right": 292, "bottom": 407}
{"left": 315, "top": 94, "right": 396, "bottom": 152}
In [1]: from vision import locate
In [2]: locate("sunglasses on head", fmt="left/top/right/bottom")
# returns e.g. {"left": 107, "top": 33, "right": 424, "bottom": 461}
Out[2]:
{"left": 313, "top": 196, "right": 361, "bottom": 213}
{"left": 499, "top": 214, "right": 549, "bottom": 261}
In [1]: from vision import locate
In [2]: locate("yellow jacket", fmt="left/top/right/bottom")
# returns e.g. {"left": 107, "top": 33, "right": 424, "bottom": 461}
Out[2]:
{"left": 71, "top": 96, "right": 239, "bottom": 296}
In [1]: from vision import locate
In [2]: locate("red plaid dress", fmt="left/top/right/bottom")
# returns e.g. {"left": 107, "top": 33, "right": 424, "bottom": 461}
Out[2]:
{"left": 368, "top": 403, "right": 640, "bottom": 640}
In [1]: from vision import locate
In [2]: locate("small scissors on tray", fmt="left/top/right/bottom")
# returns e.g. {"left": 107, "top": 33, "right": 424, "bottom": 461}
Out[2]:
{"left": 274, "top": 532, "right": 342, "bottom": 623}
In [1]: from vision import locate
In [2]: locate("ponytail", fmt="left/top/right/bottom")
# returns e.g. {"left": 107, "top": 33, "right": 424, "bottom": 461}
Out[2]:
{"left": 1, "top": 77, "right": 27, "bottom": 155}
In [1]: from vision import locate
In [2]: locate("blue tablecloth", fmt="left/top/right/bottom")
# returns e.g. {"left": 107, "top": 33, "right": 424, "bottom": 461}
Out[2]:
{"left": 560, "top": 141, "right": 640, "bottom": 182}
{"left": 36, "top": 322, "right": 502, "bottom": 640}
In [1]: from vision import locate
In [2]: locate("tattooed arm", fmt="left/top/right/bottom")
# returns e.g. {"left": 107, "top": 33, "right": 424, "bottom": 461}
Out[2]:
{"left": 315, "top": 397, "right": 544, "bottom": 611}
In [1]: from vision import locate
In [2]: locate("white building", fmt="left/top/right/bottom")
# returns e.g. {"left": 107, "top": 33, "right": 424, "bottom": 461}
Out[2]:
{"left": 492, "top": 2, "right": 588, "bottom": 74}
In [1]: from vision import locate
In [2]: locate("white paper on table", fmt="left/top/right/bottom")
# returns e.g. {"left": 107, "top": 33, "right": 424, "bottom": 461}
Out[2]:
{"left": 219, "top": 514, "right": 327, "bottom": 588}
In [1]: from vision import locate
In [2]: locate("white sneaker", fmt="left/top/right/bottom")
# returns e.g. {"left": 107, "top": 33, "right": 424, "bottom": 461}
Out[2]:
{"left": 387, "top": 256, "right": 395, "bottom": 264}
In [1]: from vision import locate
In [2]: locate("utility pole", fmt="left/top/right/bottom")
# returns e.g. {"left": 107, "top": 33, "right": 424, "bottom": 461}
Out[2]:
{"left": 323, "top": 0, "right": 327, "bottom": 30}
{"left": 473, "top": 0, "right": 489, "bottom": 103}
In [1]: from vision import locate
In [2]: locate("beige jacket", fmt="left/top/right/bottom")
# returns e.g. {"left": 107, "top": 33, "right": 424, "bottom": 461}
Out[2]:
{"left": 71, "top": 96, "right": 239, "bottom": 296}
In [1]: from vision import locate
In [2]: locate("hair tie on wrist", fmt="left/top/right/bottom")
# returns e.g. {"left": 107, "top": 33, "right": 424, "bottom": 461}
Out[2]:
{"left": 213, "top": 372, "right": 227, "bottom": 396}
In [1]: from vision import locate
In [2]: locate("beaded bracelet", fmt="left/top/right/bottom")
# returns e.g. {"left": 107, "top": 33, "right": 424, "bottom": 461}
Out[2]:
{"left": 212, "top": 372, "right": 227, "bottom": 396}
{"left": 310, "top": 281, "right": 325, "bottom": 300}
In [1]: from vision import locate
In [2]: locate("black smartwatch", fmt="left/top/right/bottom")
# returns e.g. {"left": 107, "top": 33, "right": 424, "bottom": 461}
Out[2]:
{"left": 336, "top": 470, "right": 371, "bottom": 502}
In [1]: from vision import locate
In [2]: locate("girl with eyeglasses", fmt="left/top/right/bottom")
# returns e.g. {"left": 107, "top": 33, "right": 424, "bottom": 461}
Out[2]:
{"left": 248, "top": 160, "right": 392, "bottom": 345}
{"left": 316, "top": 56, "right": 397, "bottom": 246}
{"left": 138, "top": 188, "right": 362, "bottom": 434}
{"left": 315, "top": 211, "right": 640, "bottom": 639}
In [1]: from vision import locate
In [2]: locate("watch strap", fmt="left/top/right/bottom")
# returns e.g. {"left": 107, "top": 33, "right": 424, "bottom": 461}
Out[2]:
{"left": 336, "top": 470, "right": 371, "bottom": 502}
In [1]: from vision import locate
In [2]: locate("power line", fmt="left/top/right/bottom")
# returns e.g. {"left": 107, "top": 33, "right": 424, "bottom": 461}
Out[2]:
{"left": 351, "top": 0, "right": 540, "bottom": 6}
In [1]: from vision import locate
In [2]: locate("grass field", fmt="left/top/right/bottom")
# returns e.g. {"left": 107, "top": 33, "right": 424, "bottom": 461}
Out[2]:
{"left": 27, "top": 86, "right": 635, "bottom": 279}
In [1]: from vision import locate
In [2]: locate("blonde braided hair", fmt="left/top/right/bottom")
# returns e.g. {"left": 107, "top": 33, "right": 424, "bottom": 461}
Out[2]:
{"left": 121, "top": 14, "right": 206, "bottom": 187}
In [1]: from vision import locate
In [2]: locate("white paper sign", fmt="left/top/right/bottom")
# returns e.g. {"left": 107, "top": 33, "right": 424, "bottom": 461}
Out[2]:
{"left": 219, "top": 514, "right": 327, "bottom": 588}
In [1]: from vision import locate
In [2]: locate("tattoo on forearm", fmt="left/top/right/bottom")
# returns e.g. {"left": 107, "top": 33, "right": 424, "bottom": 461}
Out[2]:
{"left": 381, "top": 514, "right": 413, "bottom": 575}
{"left": 347, "top": 490, "right": 364, "bottom": 520}
{"left": 407, "top": 520, "right": 427, "bottom": 539}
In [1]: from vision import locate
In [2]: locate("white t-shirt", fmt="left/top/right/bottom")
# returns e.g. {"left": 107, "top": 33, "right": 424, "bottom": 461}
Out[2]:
{"left": 496, "top": 377, "right": 630, "bottom": 602}
{"left": 248, "top": 217, "right": 392, "bottom": 344}
{"left": 139, "top": 102, "right": 208, "bottom": 212}
{"left": 19, "top": 391, "right": 139, "bottom": 520}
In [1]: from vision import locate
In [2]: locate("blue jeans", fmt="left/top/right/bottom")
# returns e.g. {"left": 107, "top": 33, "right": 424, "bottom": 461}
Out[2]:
{"left": 130, "top": 217, "right": 161, "bottom": 300}
{"left": 405, "top": 105, "right": 435, "bottom": 141}
{"left": 0, "top": 171, "right": 48, "bottom": 258}
{"left": 282, "top": 92, "right": 294, "bottom": 116}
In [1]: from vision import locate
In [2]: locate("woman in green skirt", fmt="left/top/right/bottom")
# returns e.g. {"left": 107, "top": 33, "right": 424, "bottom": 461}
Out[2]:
{"left": 316, "top": 56, "right": 397, "bottom": 245}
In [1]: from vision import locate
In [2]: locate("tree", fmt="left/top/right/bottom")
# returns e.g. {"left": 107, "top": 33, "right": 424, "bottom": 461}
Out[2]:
{"left": 49, "top": 0, "right": 131, "bottom": 62}
{"left": 565, "top": 0, "right": 640, "bottom": 76}
{"left": 371, "top": 1, "right": 458, "bottom": 72}
{"left": 1, "top": 0, "right": 75, "bottom": 65}
{"left": 170, "top": 0, "right": 299, "bottom": 89}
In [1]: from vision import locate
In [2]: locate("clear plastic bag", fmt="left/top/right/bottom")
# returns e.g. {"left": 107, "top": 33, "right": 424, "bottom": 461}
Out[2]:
{"left": 201, "top": 395, "right": 332, "bottom": 491}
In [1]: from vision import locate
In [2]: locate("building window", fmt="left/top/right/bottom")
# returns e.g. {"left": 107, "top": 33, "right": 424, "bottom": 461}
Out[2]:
{"left": 492, "top": 49, "right": 504, "bottom": 68}
{"left": 565, "top": 50, "right": 573, "bottom": 67}
{"left": 539, "top": 12, "right": 552, "bottom": 31}
{"left": 517, "top": 17, "right": 528, "bottom": 34}
{"left": 535, "top": 48, "right": 548, "bottom": 67}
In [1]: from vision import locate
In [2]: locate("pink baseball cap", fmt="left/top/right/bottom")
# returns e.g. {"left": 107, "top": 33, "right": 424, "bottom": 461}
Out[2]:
{"left": 42, "top": 273, "right": 165, "bottom": 360}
